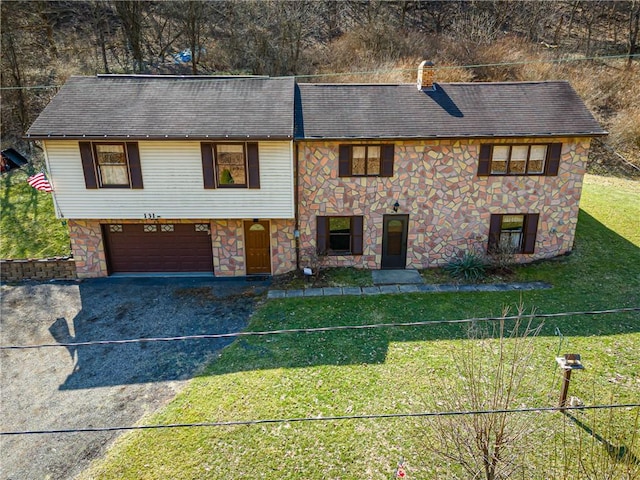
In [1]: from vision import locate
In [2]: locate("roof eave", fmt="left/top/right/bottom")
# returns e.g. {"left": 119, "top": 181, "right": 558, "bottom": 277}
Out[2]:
{"left": 294, "top": 131, "right": 609, "bottom": 141}
{"left": 25, "top": 134, "right": 294, "bottom": 141}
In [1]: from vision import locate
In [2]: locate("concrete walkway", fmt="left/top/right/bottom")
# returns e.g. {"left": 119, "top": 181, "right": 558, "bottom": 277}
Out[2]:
{"left": 267, "top": 281, "right": 552, "bottom": 299}
{"left": 372, "top": 269, "right": 423, "bottom": 285}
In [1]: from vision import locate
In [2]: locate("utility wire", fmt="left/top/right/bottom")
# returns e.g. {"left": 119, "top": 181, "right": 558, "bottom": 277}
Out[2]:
{"left": 1, "top": 307, "right": 638, "bottom": 351}
{"left": 2, "top": 403, "right": 638, "bottom": 436}
{"left": 1, "top": 53, "right": 637, "bottom": 91}
{"left": 294, "top": 53, "right": 640, "bottom": 79}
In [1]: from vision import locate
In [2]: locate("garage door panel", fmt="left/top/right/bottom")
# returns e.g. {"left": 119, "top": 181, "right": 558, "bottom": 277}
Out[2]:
{"left": 104, "top": 223, "right": 213, "bottom": 273}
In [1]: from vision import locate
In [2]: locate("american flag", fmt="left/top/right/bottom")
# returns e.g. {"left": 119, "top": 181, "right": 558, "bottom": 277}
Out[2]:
{"left": 27, "top": 171, "right": 53, "bottom": 192}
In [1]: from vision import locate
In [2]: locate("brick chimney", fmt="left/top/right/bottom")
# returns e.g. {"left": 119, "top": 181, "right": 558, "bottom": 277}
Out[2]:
{"left": 417, "top": 60, "right": 435, "bottom": 91}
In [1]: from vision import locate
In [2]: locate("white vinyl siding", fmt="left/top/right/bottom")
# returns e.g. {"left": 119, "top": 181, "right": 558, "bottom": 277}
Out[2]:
{"left": 44, "top": 140, "right": 294, "bottom": 219}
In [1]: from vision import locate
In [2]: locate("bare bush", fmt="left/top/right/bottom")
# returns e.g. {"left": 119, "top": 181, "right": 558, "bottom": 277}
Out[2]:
{"left": 429, "top": 305, "right": 548, "bottom": 480}
{"left": 573, "top": 407, "right": 640, "bottom": 480}
{"left": 486, "top": 243, "right": 519, "bottom": 275}
{"left": 448, "top": 8, "right": 503, "bottom": 47}
{"left": 299, "top": 246, "right": 326, "bottom": 279}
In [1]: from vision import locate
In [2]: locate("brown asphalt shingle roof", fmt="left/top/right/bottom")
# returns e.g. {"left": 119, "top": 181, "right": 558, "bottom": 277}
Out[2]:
{"left": 27, "top": 75, "right": 295, "bottom": 140}
{"left": 295, "top": 81, "right": 606, "bottom": 139}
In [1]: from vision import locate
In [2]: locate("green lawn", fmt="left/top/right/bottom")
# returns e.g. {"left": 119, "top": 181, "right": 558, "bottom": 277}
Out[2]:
{"left": 0, "top": 169, "right": 70, "bottom": 258}
{"left": 78, "top": 174, "right": 638, "bottom": 478}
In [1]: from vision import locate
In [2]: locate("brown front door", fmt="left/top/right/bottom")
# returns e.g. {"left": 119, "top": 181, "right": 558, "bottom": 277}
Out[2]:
{"left": 244, "top": 220, "right": 271, "bottom": 275}
{"left": 381, "top": 214, "right": 409, "bottom": 269}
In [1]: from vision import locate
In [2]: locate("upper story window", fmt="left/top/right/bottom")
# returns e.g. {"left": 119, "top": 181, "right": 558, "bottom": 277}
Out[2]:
{"left": 201, "top": 142, "right": 260, "bottom": 189}
{"left": 95, "top": 144, "right": 130, "bottom": 186}
{"left": 352, "top": 146, "right": 381, "bottom": 176}
{"left": 339, "top": 144, "right": 395, "bottom": 177}
{"left": 477, "top": 143, "right": 562, "bottom": 177}
{"left": 216, "top": 144, "right": 247, "bottom": 186}
{"left": 79, "top": 141, "right": 143, "bottom": 189}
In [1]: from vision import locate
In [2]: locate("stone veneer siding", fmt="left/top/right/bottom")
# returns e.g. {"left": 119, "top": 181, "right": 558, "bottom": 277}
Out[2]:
{"left": 211, "top": 219, "right": 244, "bottom": 276}
{"left": 297, "top": 138, "right": 591, "bottom": 270}
{"left": 69, "top": 220, "right": 108, "bottom": 278}
{"left": 271, "top": 219, "right": 297, "bottom": 275}
{"left": 69, "top": 218, "right": 296, "bottom": 278}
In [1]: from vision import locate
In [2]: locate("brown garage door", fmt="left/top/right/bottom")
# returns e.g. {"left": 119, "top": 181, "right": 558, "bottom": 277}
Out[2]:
{"left": 104, "top": 223, "right": 213, "bottom": 273}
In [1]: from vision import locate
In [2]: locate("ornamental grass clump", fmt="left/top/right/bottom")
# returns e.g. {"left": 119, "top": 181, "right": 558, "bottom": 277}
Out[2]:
{"left": 444, "top": 252, "right": 487, "bottom": 282}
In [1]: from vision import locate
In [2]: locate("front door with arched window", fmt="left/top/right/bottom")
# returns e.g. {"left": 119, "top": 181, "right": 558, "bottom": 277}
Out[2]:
{"left": 244, "top": 220, "right": 271, "bottom": 275}
{"left": 381, "top": 214, "right": 409, "bottom": 269}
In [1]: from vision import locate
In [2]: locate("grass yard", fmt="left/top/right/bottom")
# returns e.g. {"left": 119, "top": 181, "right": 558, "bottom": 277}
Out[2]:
{"left": 0, "top": 169, "right": 70, "bottom": 259}
{"left": 79, "top": 174, "right": 638, "bottom": 479}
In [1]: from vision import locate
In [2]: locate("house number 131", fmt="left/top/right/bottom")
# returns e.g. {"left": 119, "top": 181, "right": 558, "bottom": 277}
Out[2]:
{"left": 144, "top": 213, "right": 159, "bottom": 219}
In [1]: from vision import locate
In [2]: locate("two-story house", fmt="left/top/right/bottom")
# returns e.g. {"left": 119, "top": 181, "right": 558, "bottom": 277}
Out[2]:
{"left": 294, "top": 67, "right": 606, "bottom": 270}
{"left": 26, "top": 66, "right": 606, "bottom": 278}
{"left": 27, "top": 76, "right": 298, "bottom": 277}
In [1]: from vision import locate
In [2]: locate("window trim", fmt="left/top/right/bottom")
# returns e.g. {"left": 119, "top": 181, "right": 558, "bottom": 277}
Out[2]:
{"left": 351, "top": 145, "right": 382, "bottom": 176}
{"left": 79, "top": 141, "right": 143, "bottom": 190}
{"left": 488, "top": 213, "right": 539, "bottom": 254}
{"left": 201, "top": 142, "right": 260, "bottom": 189}
{"left": 477, "top": 143, "right": 562, "bottom": 177}
{"left": 214, "top": 143, "right": 248, "bottom": 188}
{"left": 93, "top": 142, "right": 131, "bottom": 188}
{"left": 317, "top": 215, "right": 364, "bottom": 256}
{"left": 339, "top": 144, "right": 394, "bottom": 177}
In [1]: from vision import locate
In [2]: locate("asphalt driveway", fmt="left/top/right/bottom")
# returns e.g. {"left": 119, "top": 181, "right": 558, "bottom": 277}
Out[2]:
{"left": 0, "top": 277, "right": 268, "bottom": 480}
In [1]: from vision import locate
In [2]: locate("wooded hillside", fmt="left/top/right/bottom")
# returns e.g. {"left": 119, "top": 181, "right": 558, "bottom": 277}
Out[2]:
{"left": 2, "top": 1, "right": 639, "bottom": 176}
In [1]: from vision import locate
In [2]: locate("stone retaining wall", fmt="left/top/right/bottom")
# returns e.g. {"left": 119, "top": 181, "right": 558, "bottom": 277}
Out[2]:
{"left": 0, "top": 257, "right": 77, "bottom": 283}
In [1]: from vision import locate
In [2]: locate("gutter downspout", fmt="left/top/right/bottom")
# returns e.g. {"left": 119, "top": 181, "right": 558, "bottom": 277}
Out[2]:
{"left": 294, "top": 142, "right": 300, "bottom": 271}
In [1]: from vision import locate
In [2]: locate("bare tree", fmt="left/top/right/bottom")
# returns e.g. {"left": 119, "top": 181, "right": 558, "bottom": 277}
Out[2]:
{"left": 413, "top": 1, "right": 459, "bottom": 34}
{"left": 167, "top": 0, "right": 212, "bottom": 75}
{"left": 628, "top": 0, "right": 640, "bottom": 65}
{"left": 0, "top": 1, "right": 36, "bottom": 136}
{"left": 1, "top": 29, "right": 30, "bottom": 132}
{"left": 578, "top": 1, "right": 608, "bottom": 57}
{"left": 36, "top": 1, "right": 59, "bottom": 58}
{"left": 220, "top": 1, "right": 323, "bottom": 76}
{"left": 87, "top": 1, "right": 115, "bottom": 73}
{"left": 429, "top": 305, "right": 547, "bottom": 480}
{"left": 114, "top": 0, "right": 147, "bottom": 72}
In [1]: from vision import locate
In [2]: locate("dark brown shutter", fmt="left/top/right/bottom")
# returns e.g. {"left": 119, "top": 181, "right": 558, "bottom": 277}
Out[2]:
{"left": 79, "top": 142, "right": 98, "bottom": 189}
{"left": 523, "top": 213, "right": 539, "bottom": 254}
{"left": 247, "top": 143, "right": 260, "bottom": 189}
{"left": 126, "top": 143, "right": 143, "bottom": 189}
{"left": 381, "top": 144, "right": 395, "bottom": 177}
{"left": 351, "top": 216, "right": 364, "bottom": 255}
{"left": 487, "top": 214, "right": 502, "bottom": 252}
{"left": 316, "top": 216, "right": 327, "bottom": 255}
{"left": 339, "top": 145, "right": 351, "bottom": 177}
{"left": 477, "top": 144, "right": 492, "bottom": 176}
{"left": 545, "top": 143, "right": 562, "bottom": 176}
{"left": 200, "top": 143, "right": 215, "bottom": 189}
